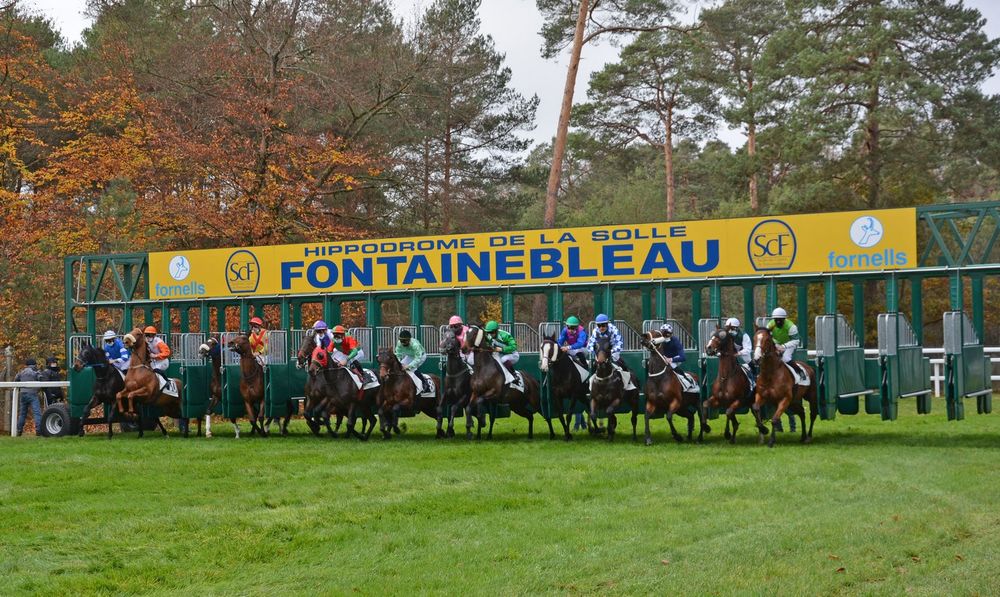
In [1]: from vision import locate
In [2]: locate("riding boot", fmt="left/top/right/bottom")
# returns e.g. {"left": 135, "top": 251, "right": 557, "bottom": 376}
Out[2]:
{"left": 575, "top": 353, "right": 588, "bottom": 369}
{"left": 503, "top": 361, "right": 515, "bottom": 374}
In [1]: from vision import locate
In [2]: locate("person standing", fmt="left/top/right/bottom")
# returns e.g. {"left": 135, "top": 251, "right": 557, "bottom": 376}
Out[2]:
{"left": 37, "top": 356, "right": 64, "bottom": 404}
{"left": 14, "top": 358, "right": 42, "bottom": 436}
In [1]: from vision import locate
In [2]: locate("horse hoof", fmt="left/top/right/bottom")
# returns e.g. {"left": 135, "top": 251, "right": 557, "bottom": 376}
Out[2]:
{"left": 724, "top": 430, "right": 732, "bottom": 440}
{"left": 447, "top": 428, "right": 455, "bottom": 438}
{"left": 565, "top": 434, "right": 572, "bottom": 442}
{"left": 672, "top": 435, "right": 684, "bottom": 444}
{"left": 645, "top": 438, "right": 653, "bottom": 446}
{"left": 802, "top": 436, "right": 812, "bottom": 444}
{"left": 704, "top": 424, "right": 712, "bottom": 434}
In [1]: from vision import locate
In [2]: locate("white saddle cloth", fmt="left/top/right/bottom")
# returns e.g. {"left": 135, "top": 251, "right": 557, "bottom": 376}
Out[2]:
{"left": 406, "top": 370, "right": 437, "bottom": 398}
{"left": 785, "top": 362, "right": 811, "bottom": 386}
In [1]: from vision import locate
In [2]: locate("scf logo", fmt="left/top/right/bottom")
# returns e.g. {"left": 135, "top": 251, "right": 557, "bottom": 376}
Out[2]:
{"left": 226, "top": 250, "right": 260, "bottom": 293}
{"left": 747, "top": 219, "right": 797, "bottom": 272}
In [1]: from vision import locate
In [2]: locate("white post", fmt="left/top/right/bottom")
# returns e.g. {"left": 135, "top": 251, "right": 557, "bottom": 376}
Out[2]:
{"left": 933, "top": 362, "right": 941, "bottom": 398}
{"left": 205, "top": 414, "right": 212, "bottom": 438}
{"left": 10, "top": 387, "right": 18, "bottom": 437}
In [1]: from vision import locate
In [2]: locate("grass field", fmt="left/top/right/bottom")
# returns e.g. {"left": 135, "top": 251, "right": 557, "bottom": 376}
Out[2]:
{"left": 1, "top": 397, "right": 998, "bottom": 596}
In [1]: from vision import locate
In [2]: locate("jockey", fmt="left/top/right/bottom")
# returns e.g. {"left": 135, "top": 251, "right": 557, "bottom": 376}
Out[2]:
{"left": 447, "top": 315, "right": 473, "bottom": 366}
{"left": 557, "top": 315, "right": 589, "bottom": 367}
{"left": 653, "top": 323, "right": 686, "bottom": 371}
{"left": 484, "top": 320, "right": 519, "bottom": 369}
{"left": 102, "top": 330, "right": 130, "bottom": 373}
{"left": 329, "top": 324, "right": 365, "bottom": 377}
{"left": 248, "top": 316, "right": 269, "bottom": 366}
{"left": 767, "top": 307, "right": 805, "bottom": 376}
{"left": 724, "top": 317, "right": 753, "bottom": 366}
{"left": 587, "top": 314, "right": 626, "bottom": 370}
{"left": 313, "top": 320, "right": 334, "bottom": 350}
{"left": 144, "top": 326, "right": 171, "bottom": 379}
{"left": 395, "top": 329, "right": 430, "bottom": 393}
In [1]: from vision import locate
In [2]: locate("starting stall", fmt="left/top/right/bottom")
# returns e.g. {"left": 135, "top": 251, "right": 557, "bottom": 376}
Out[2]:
{"left": 876, "top": 313, "right": 932, "bottom": 420}
{"left": 943, "top": 311, "right": 993, "bottom": 420}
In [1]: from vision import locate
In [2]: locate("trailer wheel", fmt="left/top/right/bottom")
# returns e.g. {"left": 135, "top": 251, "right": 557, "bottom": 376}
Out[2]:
{"left": 40, "top": 403, "right": 71, "bottom": 437}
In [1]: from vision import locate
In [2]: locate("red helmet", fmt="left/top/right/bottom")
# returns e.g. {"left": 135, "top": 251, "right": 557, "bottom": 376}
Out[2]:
{"left": 249, "top": 317, "right": 264, "bottom": 327}
{"left": 332, "top": 325, "right": 347, "bottom": 335}
{"left": 143, "top": 326, "right": 157, "bottom": 334}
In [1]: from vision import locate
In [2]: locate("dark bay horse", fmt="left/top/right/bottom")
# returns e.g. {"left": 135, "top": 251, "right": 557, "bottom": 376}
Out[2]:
{"left": 308, "top": 345, "right": 377, "bottom": 440}
{"left": 641, "top": 330, "right": 704, "bottom": 445}
{"left": 296, "top": 330, "right": 339, "bottom": 436}
{"left": 437, "top": 331, "right": 471, "bottom": 438}
{"left": 199, "top": 337, "right": 223, "bottom": 437}
{"left": 118, "top": 328, "right": 184, "bottom": 437}
{"left": 704, "top": 329, "right": 753, "bottom": 444}
{"left": 74, "top": 343, "right": 125, "bottom": 439}
{"left": 227, "top": 334, "right": 266, "bottom": 438}
{"left": 538, "top": 336, "right": 587, "bottom": 440}
{"left": 376, "top": 349, "right": 441, "bottom": 439}
{"left": 751, "top": 327, "right": 818, "bottom": 447}
{"left": 587, "top": 336, "right": 640, "bottom": 441}
{"left": 463, "top": 325, "right": 542, "bottom": 440}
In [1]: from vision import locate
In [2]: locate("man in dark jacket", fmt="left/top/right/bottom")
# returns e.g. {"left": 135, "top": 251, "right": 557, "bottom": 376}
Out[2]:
{"left": 14, "top": 358, "right": 42, "bottom": 436}
{"left": 38, "top": 356, "right": 64, "bottom": 403}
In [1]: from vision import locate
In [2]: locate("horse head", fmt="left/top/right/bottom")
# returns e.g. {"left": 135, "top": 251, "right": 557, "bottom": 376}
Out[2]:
{"left": 593, "top": 336, "right": 613, "bottom": 377}
{"left": 705, "top": 328, "right": 735, "bottom": 357}
{"left": 297, "top": 328, "right": 317, "bottom": 368}
{"left": 228, "top": 334, "right": 252, "bottom": 357}
{"left": 74, "top": 343, "right": 107, "bottom": 372}
{"left": 308, "top": 345, "right": 330, "bottom": 376}
{"left": 198, "top": 337, "right": 220, "bottom": 359}
{"left": 752, "top": 327, "right": 777, "bottom": 363}
{"left": 463, "top": 325, "right": 488, "bottom": 352}
{"left": 439, "top": 329, "right": 461, "bottom": 355}
{"left": 641, "top": 330, "right": 661, "bottom": 351}
{"left": 539, "top": 335, "right": 559, "bottom": 373}
{"left": 377, "top": 348, "right": 402, "bottom": 379}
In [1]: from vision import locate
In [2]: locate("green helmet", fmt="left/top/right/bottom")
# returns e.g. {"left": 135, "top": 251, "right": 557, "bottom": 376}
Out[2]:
{"left": 565, "top": 315, "right": 580, "bottom": 326}
{"left": 484, "top": 320, "right": 499, "bottom": 332}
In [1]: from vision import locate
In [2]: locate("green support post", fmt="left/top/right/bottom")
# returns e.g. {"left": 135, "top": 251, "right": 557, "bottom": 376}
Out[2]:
{"left": 743, "top": 285, "right": 755, "bottom": 331}
{"left": 290, "top": 300, "right": 301, "bottom": 329}
{"left": 200, "top": 302, "right": 210, "bottom": 334}
{"left": 709, "top": 282, "right": 722, "bottom": 318}
{"left": 86, "top": 307, "right": 96, "bottom": 338}
{"left": 143, "top": 307, "right": 154, "bottom": 328}
{"left": 323, "top": 296, "right": 334, "bottom": 324}
{"left": 824, "top": 276, "right": 837, "bottom": 314}
{"left": 455, "top": 290, "right": 467, "bottom": 321}
{"left": 640, "top": 286, "right": 651, "bottom": 321}
{"left": 691, "top": 285, "right": 703, "bottom": 333}
{"left": 797, "top": 283, "right": 809, "bottom": 348}
{"left": 971, "top": 276, "right": 984, "bottom": 338}
{"left": 179, "top": 306, "right": 189, "bottom": 333}
{"left": 602, "top": 285, "right": 614, "bottom": 320}
{"left": 215, "top": 303, "right": 226, "bottom": 332}
{"left": 548, "top": 286, "right": 564, "bottom": 321}
{"left": 886, "top": 274, "right": 899, "bottom": 313}
{"left": 280, "top": 298, "right": 290, "bottom": 330}
{"left": 765, "top": 278, "right": 778, "bottom": 312}
{"left": 366, "top": 294, "right": 381, "bottom": 328}
{"left": 410, "top": 292, "right": 423, "bottom": 327}
{"left": 911, "top": 277, "right": 923, "bottom": 343}
{"left": 239, "top": 300, "right": 249, "bottom": 331}
{"left": 852, "top": 282, "right": 864, "bottom": 340}
{"left": 949, "top": 270, "right": 964, "bottom": 311}
{"left": 501, "top": 288, "right": 515, "bottom": 323}
{"left": 655, "top": 283, "right": 666, "bottom": 319}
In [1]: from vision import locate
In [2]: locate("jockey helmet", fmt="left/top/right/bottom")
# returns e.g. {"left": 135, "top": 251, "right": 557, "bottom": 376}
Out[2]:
{"left": 595, "top": 314, "right": 610, "bottom": 324}
{"left": 565, "top": 315, "right": 580, "bottom": 326}
{"left": 332, "top": 325, "right": 347, "bottom": 335}
{"left": 249, "top": 317, "right": 264, "bottom": 328}
{"left": 725, "top": 317, "right": 740, "bottom": 328}
{"left": 144, "top": 326, "right": 157, "bottom": 335}
{"left": 399, "top": 329, "right": 412, "bottom": 340}
{"left": 772, "top": 307, "right": 788, "bottom": 319}
{"left": 448, "top": 315, "right": 463, "bottom": 325}
{"left": 102, "top": 330, "right": 117, "bottom": 341}
{"left": 660, "top": 323, "right": 673, "bottom": 334}
{"left": 484, "top": 320, "right": 499, "bottom": 333}
{"left": 313, "top": 320, "right": 327, "bottom": 331}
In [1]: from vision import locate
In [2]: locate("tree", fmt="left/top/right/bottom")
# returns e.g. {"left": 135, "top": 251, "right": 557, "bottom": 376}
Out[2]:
{"left": 536, "top": 0, "right": 679, "bottom": 227}
{"left": 576, "top": 29, "right": 713, "bottom": 220}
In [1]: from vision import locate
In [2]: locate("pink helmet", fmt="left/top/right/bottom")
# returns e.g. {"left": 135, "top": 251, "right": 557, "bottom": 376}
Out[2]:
{"left": 448, "top": 315, "right": 463, "bottom": 325}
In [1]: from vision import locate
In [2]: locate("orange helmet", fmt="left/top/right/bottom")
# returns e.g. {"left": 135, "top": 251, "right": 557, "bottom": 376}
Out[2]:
{"left": 144, "top": 326, "right": 158, "bottom": 334}
{"left": 332, "top": 325, "right": 347, "bottom": 335}
{"left": 249, "top": 317, "right": 264, "bottom": 327}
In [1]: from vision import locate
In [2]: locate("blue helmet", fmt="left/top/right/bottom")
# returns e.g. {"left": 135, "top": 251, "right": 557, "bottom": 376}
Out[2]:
{"left": 595, "top": 314, "right": 610, "bottom": 324}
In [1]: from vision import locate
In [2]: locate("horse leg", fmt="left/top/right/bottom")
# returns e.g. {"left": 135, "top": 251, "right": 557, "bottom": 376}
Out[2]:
{"left": 751, "top": 398, "right": 768, "bottom": 442}
{"left": 487, "top": 403, "right": 497, "bottom": 440}
{"left": 725, "top": 406, "right": 740, "bottom": 444}
{"left": 607, "top": 412, "right": 617, "bottom": 442}
{"left": 281, "top": 411, "right": 291, "bottom": 436}
{"left": 687, "top": 411, "right": 696, "bottom": 442}
{"left": 527, "top": 411, "right": 534, "bottom": 440}
{"left": 644, "top": 403, "right": 654, "bottom": 446}
{"left": 791, "top": 401, "right": 808, "bottom": 444}
{"left": 631, "top": 399, "right": 639, "bottom": 441}
{"left": 157, "top": 418, "right": 168, "bottom": 437}
{"left": 770, "top": 396, "right": 793, "bottom": 448}
{"left": 105, "top": 401, "right": 115, "bottom": 440}
{"left": 333, "top": 413, "right": 343, "bottom": 437}
{"left": 436, "top": 402, "right": 446, "bottom": 439}
{"left": 589, "top": 398, "right": 599, "bottom": 436}
{"left": 231, "top": 417, "right": 241, "bottom": 439}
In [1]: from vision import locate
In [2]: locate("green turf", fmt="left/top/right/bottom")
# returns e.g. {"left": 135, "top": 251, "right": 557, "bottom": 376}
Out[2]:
{"left": 1, "top": 397, "right": 998, "bottom": 596}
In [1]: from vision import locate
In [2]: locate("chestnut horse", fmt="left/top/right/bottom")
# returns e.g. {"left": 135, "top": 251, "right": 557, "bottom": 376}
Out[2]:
{"left": 227, "top": 335, "right": 266, "bottom": 438}
{"left": 538, "top": 336, "right": 587, "bottom": 440}
{"left": 587, "top": 336, "right": 640, "bottom": 441}
{"left": 117, "top": 328, "right": 184, "bottom": 437}
{"left": 463, "top": 325, "right": 541, "bottom": 440}
{"left": 74, "top": 343, "right": 125, "bottom": 439}
{"left": 751, "top": 327, "right": 818, "bottom": 447}
{"left": 376, "top": 349, "right": 441, "bottom": 439}
{"left": 704, "top": 329, "right": 753, "bottom": 444}
{"left": 640, "top": 330, "right": 704, "bottom": 445}
{"left": 437, "top": 331, "right": 471, "bottom": 438}
{"left": 308, "top": 345, "right": 377, "bottom": 440}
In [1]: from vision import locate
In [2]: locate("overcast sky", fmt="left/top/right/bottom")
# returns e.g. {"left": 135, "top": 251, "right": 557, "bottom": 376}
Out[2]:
{"left": 25, "top": 0, "right": 1000, "bottom": 149}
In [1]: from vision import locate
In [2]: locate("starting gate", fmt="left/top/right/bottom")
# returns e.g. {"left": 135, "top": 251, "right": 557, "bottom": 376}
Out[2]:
{"left": 877, "top": 313, "right": 932, "bottom": 420}
{"left": 219, "top": 332, "right": 244, "bottom": 419}
{"left": 697, "top": 318, "right": 726, "bottom": 419}
{"left": 263, "top": 330, "right": 292, "bottom": 418}
{"left": 815, "top": 314, "right": 879, "bottom": 419}
{"left": 175, "top": 332, "right": 210, "bottom": 419}
{"left": 944, "top": 311, "right": 992, "bottom": 420}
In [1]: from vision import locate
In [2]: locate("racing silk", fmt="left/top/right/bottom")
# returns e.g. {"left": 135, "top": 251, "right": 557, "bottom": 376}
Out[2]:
{"left": 316, "top": 330, "right": 334, "bottom": 351}
{"left": 767, "top": 319, "right": 800, "bottom": 350}
{"left": 655, "top": 335, "right": 686, "bottom": 363}
{"left": 557, "top": 325, "right": 588, "bottom": 350}
{"left": 394, "top": 338, "right": 427, "bottom": 370}
{"left": 104, "top": 339, "right": 130, "bottom": 370}
{"left": 148, "top": 336, "right": 171, "bottom": 361}
{"left": 332, "top": 334, "right": 361, "bottom": 360}
{"left": 490, "top": 329, "right": 517, "bottom": 354}
{"left": 450, "top": 325, "right": 470, "bottom": 346}
{"left": 248, "top": 329, "right": 269, "bottom": 356}
{"left": 733, "top": 329, "right": 752, "bottom": 364}
{"left": 587, "top": 323, "right": 623, "bottom": 356}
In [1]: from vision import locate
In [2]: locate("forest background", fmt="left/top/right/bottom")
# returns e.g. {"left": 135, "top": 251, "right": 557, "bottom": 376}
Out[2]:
{"left": 2, "top": 0, "right": 1000, "bottom": 361}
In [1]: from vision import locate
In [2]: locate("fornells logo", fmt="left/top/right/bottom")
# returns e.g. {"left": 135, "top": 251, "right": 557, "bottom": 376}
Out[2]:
{"left": 747, "top": 219, "right": 797, "bottom": 271}
{"left": 226, "top": 250, "right": 260, "bottom": 293}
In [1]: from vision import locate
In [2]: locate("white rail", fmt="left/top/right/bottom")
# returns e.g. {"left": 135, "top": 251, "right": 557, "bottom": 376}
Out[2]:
{"left": 0, "top": 381, "right": 71, "bottom": 437}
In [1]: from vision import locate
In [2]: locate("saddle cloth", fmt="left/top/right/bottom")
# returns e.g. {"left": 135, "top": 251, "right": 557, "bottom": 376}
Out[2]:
{"left": 573, "top": 360, "right": 590, "bottom": 383}
{"left": 588, "top": 364, "right": 637, "bottom": 392}
{"left": 674, "top": 370, "right": 699, "bottom": 394}
{"left": 157, "top": 374, "right": 180, "bottom": 398}
{"left": 491, "top": 353, "right": 526, "bottom": 390}
{"left": 406, "top": 370, "right": 437, "bottom": 398}
{"left": 350, "top": 368, "right": 380, "bottom": 391}
{"left": 740, "top": 364, "right": 756, "bottom": 392}
{"left": 785, "top": 362, "right": 811, "bottom": 386}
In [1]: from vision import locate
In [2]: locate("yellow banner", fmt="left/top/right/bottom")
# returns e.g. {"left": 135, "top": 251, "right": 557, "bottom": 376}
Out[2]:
{"left": 148, "top": 208, "right": 917, "bottom": 300}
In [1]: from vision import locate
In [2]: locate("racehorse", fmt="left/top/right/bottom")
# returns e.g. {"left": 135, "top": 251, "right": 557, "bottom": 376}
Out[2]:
{"left": 538, "top": 335, "right": 587, "bottom": 440}
{"left": 227, "top": 334, "right": 266, "bottom": 438}
{"left": 199, "top": 337, "right": 223, "bottom": 415}
{"left": 307, "top": 345, "right": 378, "bottom": 440}
{"left": 640, "top": 330, "right": 704, "bottom": 445}
{"left": 74, "top": 343, "right": 126, "bottom": 439}
{"left": 376, "top": 349, "right": 441, "bottom": 439}
{"left": 437, "top": 330, "right": 471, "bottom": 438}
{"left": 118, "top": 328, "right": 184, "bottom": 437}
{"left": 587, "top": 336, "right": 639, "bottom": 441}
{"left": 751, "top": 327, "right": 817, "bottom": 447}
{"left": 463, "top": 325, "right": 541, "bottom": 440}
{"left": 296, "top": 330, "right": 339, "bottom": 436}
{"left": 704, "top": 329, "right": 753, "bottom": 444}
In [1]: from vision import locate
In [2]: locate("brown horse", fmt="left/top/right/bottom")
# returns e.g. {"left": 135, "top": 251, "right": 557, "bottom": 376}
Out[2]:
{"left": 308, "top": 345, "right": 377, "bottom": 440}
{"left": 296, "top": 330, "right": 339, "bottom": 436}
{"left": 640, "top": 330, "right": 704, "bottom": 445}
{"left": 538, "top": 336, "right": 587, "bottom": 440}
{"left": 750, "top": 327, "right": 818, "bottom": 447}
{"left": 227, "top": 334, "right": 266, "bottom": 438}
{"left": 74, "top": 342, "right": 125, "bottom": 439}
{"left": 704, "top": 329, "right": 754, "bottom": 444}
{"left": 463, "top": 325, "right": 542, "bottom": 440}
{"left": 199, "top": 337, "right": 223, "bottom": 437}
{"left": 117, "top": 327, "right": 184, "bottom": 437}
{"left": 587, "top": 336, "right": 640, "bottom": 441}
{"left": 376, "top": 349, "right": 442, "bottom": 439}
{"left": 438, "top": 331, "right": 472, "bottom": 438}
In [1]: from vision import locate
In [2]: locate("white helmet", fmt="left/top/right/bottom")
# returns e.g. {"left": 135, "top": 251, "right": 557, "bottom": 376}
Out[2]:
{"left": 772, "top": 307, "right": 788, "bottom": 318}
{"left": 102, "top": 330, "right": 117, "bottom": 341}
{"left": 725, "top": 317, "right": 740, "bottom": 328}
{"left": 660, "top": 323, "right": 673, "bottom": 334}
